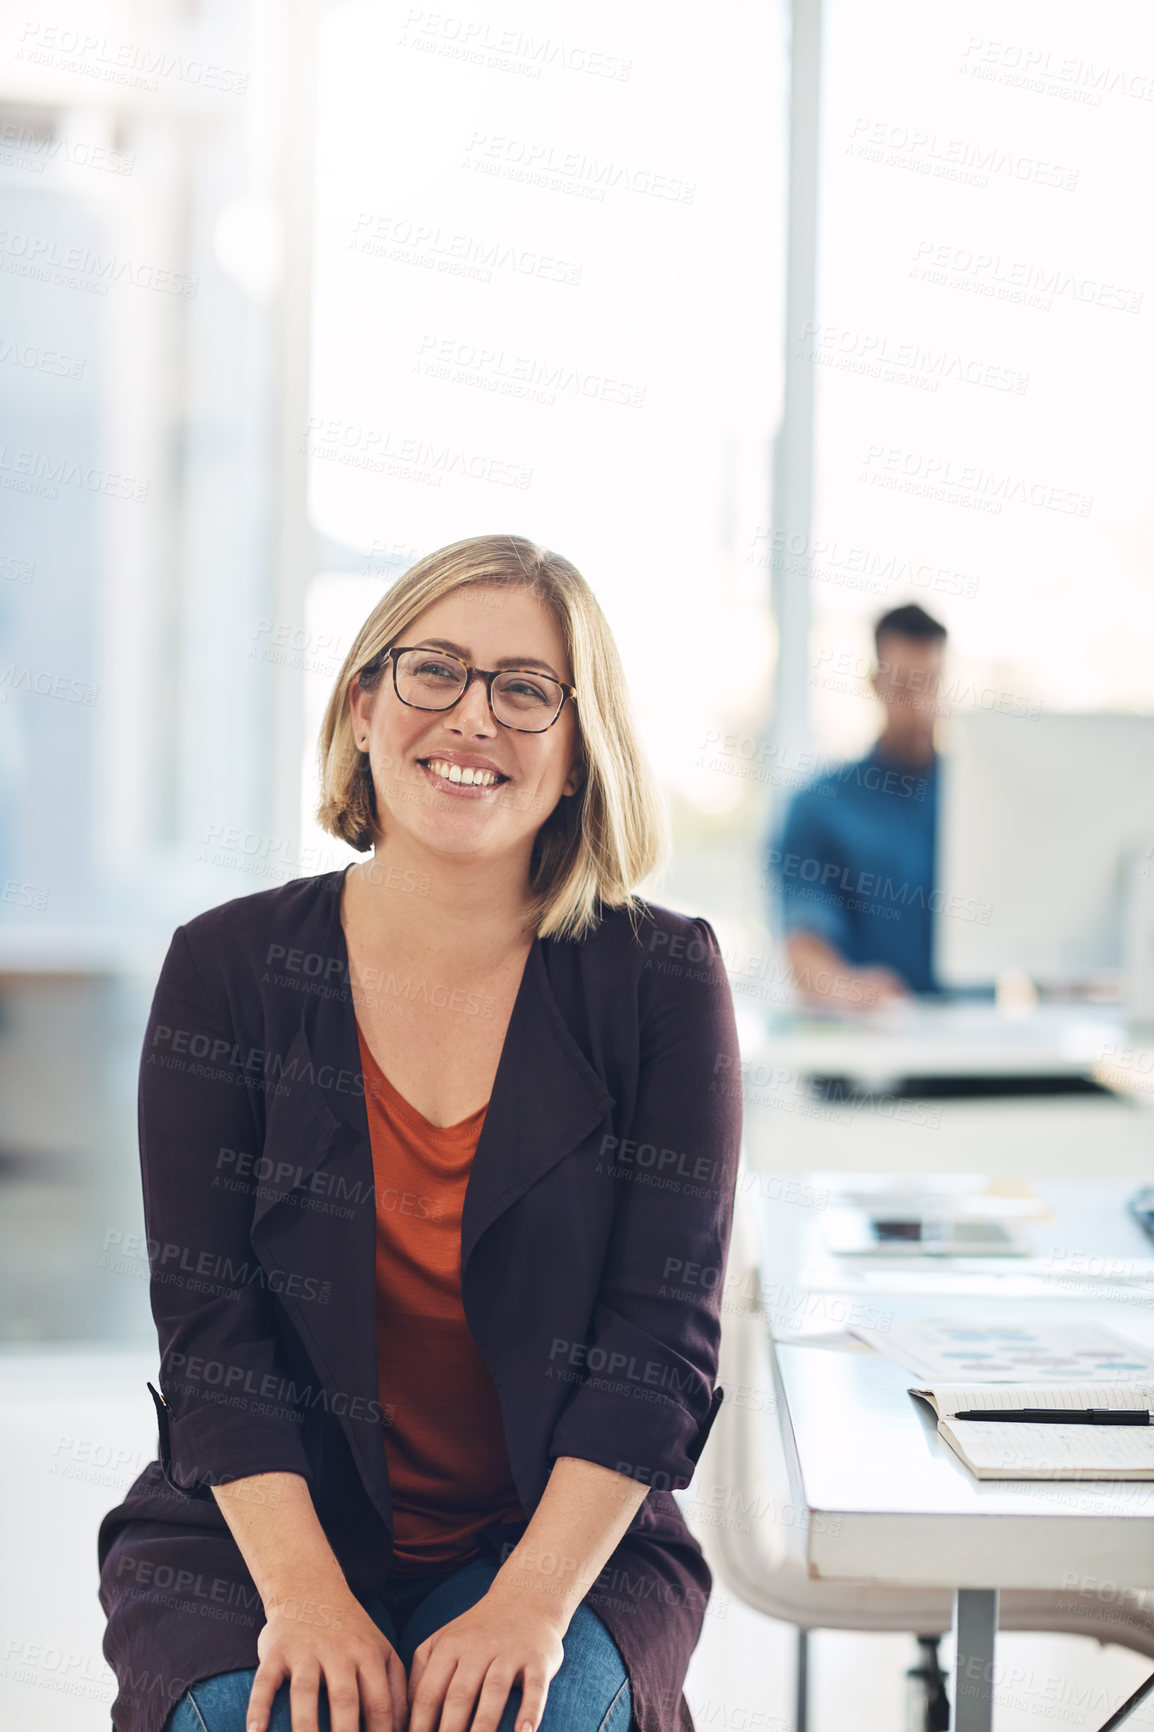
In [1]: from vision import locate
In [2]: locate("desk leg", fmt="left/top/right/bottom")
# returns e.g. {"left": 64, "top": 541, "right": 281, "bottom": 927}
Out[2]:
{"left": 795, "top": 1627, "right": 809, "bottom": 1732}
{"left": 953, "top": 1589, "right": 999, "bottom": 1732}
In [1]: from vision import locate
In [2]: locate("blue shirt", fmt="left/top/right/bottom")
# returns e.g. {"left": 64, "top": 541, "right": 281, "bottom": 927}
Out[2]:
{"left": 768, "top": 744, "right": 939, "bottom": 993}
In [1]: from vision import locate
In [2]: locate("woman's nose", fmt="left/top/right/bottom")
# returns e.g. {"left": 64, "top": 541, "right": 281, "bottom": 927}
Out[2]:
{"left": 450, "top": 672, "right": 496, "bottom": 730}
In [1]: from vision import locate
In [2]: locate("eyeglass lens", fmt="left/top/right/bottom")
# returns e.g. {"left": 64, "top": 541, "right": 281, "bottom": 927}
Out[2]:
{"left": 395, "top": 650, "right": 563, "bottom": 729}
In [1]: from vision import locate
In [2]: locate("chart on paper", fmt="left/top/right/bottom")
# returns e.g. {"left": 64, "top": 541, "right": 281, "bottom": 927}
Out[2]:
{"left": 849, "top": 1318, "right": 1154, "bottom": 1383}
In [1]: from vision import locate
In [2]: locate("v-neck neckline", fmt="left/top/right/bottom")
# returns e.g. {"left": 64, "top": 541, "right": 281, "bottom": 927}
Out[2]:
{"left": 330, "top": 863, "right": 540, "bottom": 1136}
{"left": 356, "top": 1017, "right": 489, "bottom": 1137}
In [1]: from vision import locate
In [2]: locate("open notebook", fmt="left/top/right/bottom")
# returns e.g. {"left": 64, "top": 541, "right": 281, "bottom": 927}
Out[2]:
{"left": 911, "top": 1382, "right": 1154, "bottom": 1480}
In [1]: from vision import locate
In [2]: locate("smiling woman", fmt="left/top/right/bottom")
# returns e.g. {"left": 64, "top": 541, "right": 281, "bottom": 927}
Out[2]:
{"left": 96, "top": 533, "right": 744, "bottom": 1732}
{"left": 316, "top": 532, "right": 669, "bottom": 942}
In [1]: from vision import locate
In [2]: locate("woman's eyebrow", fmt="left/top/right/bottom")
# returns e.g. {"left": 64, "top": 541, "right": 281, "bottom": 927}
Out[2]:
{"left": 417, "top": 637, "right": 562, "bottom": 679}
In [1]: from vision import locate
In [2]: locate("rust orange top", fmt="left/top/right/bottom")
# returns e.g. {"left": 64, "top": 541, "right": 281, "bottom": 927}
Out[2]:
{"left": 356, "top": 1024, "right": 524, "bottom": 1577}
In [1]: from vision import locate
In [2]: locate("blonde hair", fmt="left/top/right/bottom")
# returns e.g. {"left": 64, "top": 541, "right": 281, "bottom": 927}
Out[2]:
{"left": 315, "top": 534, "right": 669, "bottom": 940}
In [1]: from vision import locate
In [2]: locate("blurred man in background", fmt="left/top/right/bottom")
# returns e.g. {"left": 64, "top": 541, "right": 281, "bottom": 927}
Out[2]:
{"left": 769, "top": 603, "right": 946, "bottom": 1010}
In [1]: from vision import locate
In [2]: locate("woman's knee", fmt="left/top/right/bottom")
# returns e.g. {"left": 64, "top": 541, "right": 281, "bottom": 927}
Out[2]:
{"left": 163, "top": 1668, "right": 328, "bottom": 1732}
{"left": 160, "top": 1592, "right": 396, "bottom": 1732}
{"left": 533, "top": 1675, "right": 633, "bottom": 1732}
{"left": 535, "top": 1603, "right": 632, "bottom": 1731}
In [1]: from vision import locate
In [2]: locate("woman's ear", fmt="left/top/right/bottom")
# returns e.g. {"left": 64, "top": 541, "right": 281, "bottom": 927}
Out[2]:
{"left": 349, "top": 675, "right": 376, "bottom": 741}
{"left": 563, "top": 754, "right": 586, "bottom": 798}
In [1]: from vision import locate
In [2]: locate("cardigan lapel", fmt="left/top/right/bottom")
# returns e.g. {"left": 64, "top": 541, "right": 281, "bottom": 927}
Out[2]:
{"left": 253, "top": 869, "right": 615, "bottom": 1233}
{"left": 247, "top": 868, "right": 615, "bottom": 1517}
{"left": 459, "top": 937, "right": 614, "bottom": 1275}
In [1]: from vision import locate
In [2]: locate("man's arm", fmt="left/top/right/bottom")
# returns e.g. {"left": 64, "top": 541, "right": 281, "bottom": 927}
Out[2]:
{"left": 784, "top": 928, "right": 909, "bottom": 1010}
{"left": 771, "top": 786, "right": 912, "bottom": 1010}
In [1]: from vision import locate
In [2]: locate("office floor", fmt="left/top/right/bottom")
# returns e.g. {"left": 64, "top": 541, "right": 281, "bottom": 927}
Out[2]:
{"left": 4, "top": 1347, "right": 1153, "bottom": 1732}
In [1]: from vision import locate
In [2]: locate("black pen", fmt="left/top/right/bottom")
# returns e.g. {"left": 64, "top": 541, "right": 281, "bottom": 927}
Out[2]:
{"left": 952, "top": 1408, "right": 1152, "bottom": 1425}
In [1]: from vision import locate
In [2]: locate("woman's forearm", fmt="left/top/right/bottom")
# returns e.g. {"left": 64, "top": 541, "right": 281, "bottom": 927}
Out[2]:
{"left": 209, "top": 1472, "right": 351, "bottom": 1614}
{"left": 489, "top": 1455, "right": 649, "bottom": 1630}
{"left": 211, "top": 1456, "right": 647, "bottom": 1631}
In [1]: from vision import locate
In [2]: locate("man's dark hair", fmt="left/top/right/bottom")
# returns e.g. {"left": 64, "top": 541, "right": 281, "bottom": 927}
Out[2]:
{"left": 873, "top": 603, "right": 947, "bottom": 659}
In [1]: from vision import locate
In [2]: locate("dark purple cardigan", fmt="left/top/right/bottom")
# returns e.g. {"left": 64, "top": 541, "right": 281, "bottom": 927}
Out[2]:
{"left": 96, "top": 866, "right": 744, "bottom": 1732}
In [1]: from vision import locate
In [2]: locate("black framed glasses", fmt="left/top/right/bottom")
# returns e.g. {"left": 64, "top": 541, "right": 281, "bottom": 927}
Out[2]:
{"left": 373, "top": 645, "right": 577, "bottom": 733}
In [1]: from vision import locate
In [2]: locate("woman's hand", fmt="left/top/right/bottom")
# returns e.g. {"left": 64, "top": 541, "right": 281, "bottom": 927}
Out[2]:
{"left": 406, "top": 1580, "right": 566, "bottom": 1732}
{"left": 245, "top": 1587, "right": 409, "bottom": 1732}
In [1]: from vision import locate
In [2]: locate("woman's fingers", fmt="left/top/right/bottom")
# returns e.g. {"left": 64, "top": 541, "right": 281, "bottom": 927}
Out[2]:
{"left": 244, "top": 1656, "right": 287, "bottom": 1732}
{"left": 361, "top": 1648, "right": 409, "bottom": 1732}
{"left": 405, "top": 1633, "right": 435, "bottom": 1725}
{"left": 323, "top": 1663, "right": 369, "bottom": 1732}
{"left": 407, "top": 1633, "right": 431, "bottom": 1697}
{"left": 461, "top": 1662, "right": 521, "bottom": 1732}
{"left": 422, "top": 1661, "right": 488, "bottom": 1732}
{"left": 407, "top": 1647, "right": 459, "bottom": 1732}
{"left": 405, "top": 1616, "right": 559, "bottom": 1732}
{"left": 511, "top": 1663, "right": 551, "bottom": 1732}
{"left": 247, "top": 1645, "right": 403, "bottom": 1732}
{"left": 387, "top": 1646, "right": 411, "bottom": 1731}
{"left": 287, "top": 1663, "right": 325, "bottom": 1732}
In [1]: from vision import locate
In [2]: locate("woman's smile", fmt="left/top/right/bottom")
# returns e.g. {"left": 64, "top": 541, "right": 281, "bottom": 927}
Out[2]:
{"left": 417, "top": 753, "right": 511, "bottom": 798}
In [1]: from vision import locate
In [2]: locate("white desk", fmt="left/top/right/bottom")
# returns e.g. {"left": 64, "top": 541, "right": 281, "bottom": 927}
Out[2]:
{"left": 752, "top": 1176, "right": 1154, "bottom": 1732}
{"left": 732, "top": 1000, "right": 1154, "bottom": 1179}
{"left": 755, "top": 1172, "right": 1154, "bottom": 1307}
{"left": 741, "top": 998, "right": 1134, "bottom": 1088}
{"left": 773, "top": 1343, "right": 1154, "bottom": 1593}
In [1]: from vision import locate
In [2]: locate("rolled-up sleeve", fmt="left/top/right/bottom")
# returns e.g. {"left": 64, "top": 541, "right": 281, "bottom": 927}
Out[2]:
{"left": 139, "top": 923, "right": 314, "bottom": 1498}
{"left": 772, "top": 788, "right": 852, "bottom": 951}
{"left": 547, "top": 916, "right": 744, "bottom": 1491}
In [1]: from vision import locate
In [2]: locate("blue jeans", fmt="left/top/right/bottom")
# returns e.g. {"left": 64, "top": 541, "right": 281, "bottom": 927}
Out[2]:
{"left": 162, "top": 1554, "right": 632, "bottom": 1732}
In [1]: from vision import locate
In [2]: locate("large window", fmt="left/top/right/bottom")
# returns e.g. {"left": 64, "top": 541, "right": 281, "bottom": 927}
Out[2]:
{"left": 809, "top": 3, "right": 1154, "bottom": 764}
{"left": 302, "top": 0, "right": 788, "bottom": 954}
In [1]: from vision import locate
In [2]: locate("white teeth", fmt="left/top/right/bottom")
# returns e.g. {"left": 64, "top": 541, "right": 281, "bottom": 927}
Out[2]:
{"left": 424, "top": 758, "right": 501, "bottom": 787}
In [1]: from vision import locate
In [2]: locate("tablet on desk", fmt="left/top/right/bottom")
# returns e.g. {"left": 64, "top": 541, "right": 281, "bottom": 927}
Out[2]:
{"left": 824, "top": 1209, "right": 1030, "bottom": 1257}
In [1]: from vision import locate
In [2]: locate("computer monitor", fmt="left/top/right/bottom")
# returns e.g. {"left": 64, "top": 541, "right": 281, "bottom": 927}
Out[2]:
{"left": 935, "top": 711, "right": 1154, "bottom": 991}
